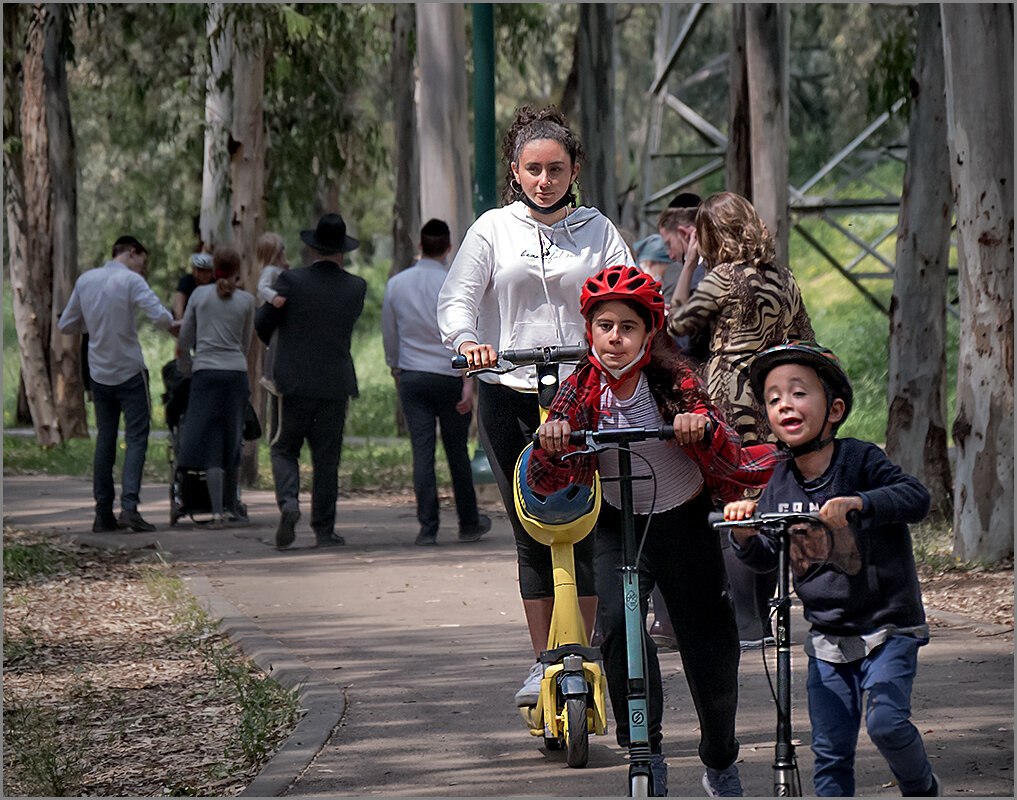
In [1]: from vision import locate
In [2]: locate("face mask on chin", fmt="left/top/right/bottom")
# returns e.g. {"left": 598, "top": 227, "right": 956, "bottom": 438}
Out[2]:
{"left": 518, "top": 186, "right": 575, "bottom": 215}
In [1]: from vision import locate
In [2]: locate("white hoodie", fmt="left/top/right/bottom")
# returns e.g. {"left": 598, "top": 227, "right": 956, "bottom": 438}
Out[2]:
{"left": 437, "top": 201, "right": 635, "bottom": 391}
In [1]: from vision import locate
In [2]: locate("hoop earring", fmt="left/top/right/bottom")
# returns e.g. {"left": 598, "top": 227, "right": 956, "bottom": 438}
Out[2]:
{"left": 510, "top": 178, "right": 522, "bottom": 195}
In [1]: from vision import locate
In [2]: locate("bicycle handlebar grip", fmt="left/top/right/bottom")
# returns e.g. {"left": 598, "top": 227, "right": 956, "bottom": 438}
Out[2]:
{"left": 450, "top": 354, "right": 469, "bottom": 370}
{"left": 501, "top": 345, "right": 588, "bottom": 365}
{"left": 530, "top": 421, "right": 712, "bottom": 447}
{"left": 707, "top": 511, "right": 725, "bottom": 528}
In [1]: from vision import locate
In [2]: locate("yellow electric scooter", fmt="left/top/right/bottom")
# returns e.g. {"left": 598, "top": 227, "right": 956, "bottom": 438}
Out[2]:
{"left": 453, "top": 345, "right": 608, "bottom": 768}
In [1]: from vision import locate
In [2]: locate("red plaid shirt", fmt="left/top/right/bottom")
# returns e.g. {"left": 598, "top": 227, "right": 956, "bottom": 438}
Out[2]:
{"left": 526, "top": 360, "right": 783, "bottom": 505}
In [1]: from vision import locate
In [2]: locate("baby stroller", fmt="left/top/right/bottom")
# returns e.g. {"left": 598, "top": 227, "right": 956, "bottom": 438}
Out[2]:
{"left": 162, "top": 359, "right": 256, "bottom": 526}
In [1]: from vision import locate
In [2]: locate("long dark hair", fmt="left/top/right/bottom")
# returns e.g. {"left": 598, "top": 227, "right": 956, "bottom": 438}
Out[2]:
{"left": 213, "top": 247, "right": 241, "bottom": 299}
{"left": 499, "top": 105, "right": 584, "bottom": 206}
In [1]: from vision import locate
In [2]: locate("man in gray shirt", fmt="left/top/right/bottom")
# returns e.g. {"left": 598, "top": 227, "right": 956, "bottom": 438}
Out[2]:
{"left": 58, "top": 235, "right": 177, "bottom": 532}
{"left": 382, "top": 219, "right": 490, "bottom": 546}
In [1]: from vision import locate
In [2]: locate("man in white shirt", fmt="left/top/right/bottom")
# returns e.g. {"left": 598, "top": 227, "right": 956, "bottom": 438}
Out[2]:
{"left": 58, "top": 235, "right": 177, "bottom": 532}
{"left": 382, "top": 219, "right": 490, "bottom": 546}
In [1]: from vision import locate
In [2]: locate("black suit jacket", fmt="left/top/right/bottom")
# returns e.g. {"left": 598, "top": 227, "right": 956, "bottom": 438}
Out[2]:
{"left": 256, "top": 260, "right": 367, "bottom": 399}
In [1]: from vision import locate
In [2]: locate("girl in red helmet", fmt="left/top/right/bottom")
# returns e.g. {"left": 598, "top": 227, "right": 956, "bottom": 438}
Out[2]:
{"left": 529, "top": 264, "right": 780, "bottom": 797}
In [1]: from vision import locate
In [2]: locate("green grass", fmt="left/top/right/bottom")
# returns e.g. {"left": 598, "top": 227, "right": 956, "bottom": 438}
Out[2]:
{"left": 1, "top": 432, "right": 472, "bottom": 496}
{"left": 3, "top": 540, "right": 77, "bottom": 583}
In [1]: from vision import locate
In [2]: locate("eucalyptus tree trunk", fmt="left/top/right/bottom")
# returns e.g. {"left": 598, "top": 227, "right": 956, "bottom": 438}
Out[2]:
{"left": 44, "top": 3, "right": 87, "bottom": 441}
{"left": 4, "top": 7, "right": 31, "bottom": 433}
{"left": 726, "top": 3, "right": 752, "bottom": 199}
{"left": 390, "top": 3, "right": 419, "bottom": 277}
{"left": 230, "top": 13, "right": 267, "bottom": 487}
{"left": 200, "top": 2, "right": 232, "bottom": 251}
{"left": 745, "top": 3, "right": 789, "bottom": 266}
{"left": 940, "top": 4, "right": 1014, "bottom": 561}
{"left": 577, "top": 3, "right": 617, "bottom": 220}
{"left": 415, "top": 3, "right": 471, "bottom": 252}
{"left": 886, "top": 5, "right": 953, "bottom": 519}
{"left": 15, "top": 3, "right": 86, "bottom": 446}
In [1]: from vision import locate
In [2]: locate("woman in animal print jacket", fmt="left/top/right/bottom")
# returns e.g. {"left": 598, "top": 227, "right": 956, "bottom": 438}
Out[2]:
{"left": 667, "top": 191, "right": 815, "bottom": 447}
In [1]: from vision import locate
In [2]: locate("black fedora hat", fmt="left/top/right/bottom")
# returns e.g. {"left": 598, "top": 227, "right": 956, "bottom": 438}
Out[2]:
{"left": 300, "top": 213, "right": 359, "bottom": 255}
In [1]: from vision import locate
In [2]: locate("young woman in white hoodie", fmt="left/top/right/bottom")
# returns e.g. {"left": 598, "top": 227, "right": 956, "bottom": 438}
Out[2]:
{"left": 437, "top": 105, "right": 636, "bottom": 706}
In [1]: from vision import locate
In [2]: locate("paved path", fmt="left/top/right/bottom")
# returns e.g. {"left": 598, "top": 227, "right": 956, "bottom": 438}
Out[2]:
{"left": 3, "top": 475, "right": 1012, "bottom": 797}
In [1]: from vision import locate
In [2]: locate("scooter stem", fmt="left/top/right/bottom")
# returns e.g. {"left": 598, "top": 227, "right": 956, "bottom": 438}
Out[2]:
{"left": 547, "top": 541, "right": 589, "bottom": 649}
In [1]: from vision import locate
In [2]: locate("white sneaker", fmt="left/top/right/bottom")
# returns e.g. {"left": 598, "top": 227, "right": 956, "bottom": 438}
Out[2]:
{"left": 514, "top": 661, "right": 544, "bottom": 707}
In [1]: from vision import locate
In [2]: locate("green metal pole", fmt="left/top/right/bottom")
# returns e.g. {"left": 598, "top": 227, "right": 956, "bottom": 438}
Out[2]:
{"left": 472, "top": 3, "right": 496, "bottom": 216}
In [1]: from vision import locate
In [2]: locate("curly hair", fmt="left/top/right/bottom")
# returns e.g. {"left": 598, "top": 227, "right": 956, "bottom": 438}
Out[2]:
{"left": 695, "top": 192, "right": 776, "bottom": 270}
{"left": 499, "top": 104, "right": 584, "bottom": 205}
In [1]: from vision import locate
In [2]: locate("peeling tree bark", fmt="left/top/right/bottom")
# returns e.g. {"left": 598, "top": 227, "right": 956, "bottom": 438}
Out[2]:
{"left": 44, "top": 3, "right": 88, "bottom": 440}
{"left": 390, "top": 4, "right": 419, "bottom": 277}
{"left": 577, "top": 3, "right": 617, "bottom": 220}
{"left": 230, "top": 14, "right": 266, "bottom": 487}
{"left": 745, "top": 3, "right": 790, "bottom": 266}
{"left": 14, "top": 4, "right": 61, "bottom": 446}
{"left": 940, "top": 4, "right": 1014, "bottom": 561}
{"left": 200, "top": 2, "right": 232, "bottom": 251}
{"left": 726, "top": 3, "right": 752, "bottom": 200}
{"left": 886, "top": 4, "right": 953, "bottom": 519}
{"left": 416, "top": 3, "right": 471, "bottom": 252}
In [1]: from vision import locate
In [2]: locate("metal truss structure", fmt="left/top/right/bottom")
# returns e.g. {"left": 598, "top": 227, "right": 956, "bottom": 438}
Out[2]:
{"left": 639, "top": 4, "right": 957, "bottom": 318}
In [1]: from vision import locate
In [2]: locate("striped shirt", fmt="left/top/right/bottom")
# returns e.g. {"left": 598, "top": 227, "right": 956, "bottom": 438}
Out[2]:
{"left": 598, "top": 373, "right": 703, "bottom": 513}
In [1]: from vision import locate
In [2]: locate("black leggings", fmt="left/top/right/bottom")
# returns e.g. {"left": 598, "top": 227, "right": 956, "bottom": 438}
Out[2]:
{"left": 476, "top": 380, "right": 596, "bottom": 599}
{"left": 594, "top": 490, "right": 740, "bottom": 766}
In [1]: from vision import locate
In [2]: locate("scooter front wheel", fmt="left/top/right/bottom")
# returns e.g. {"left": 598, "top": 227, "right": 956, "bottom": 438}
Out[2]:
{"left": 629, "top": 772, "right": 651, "bottom": 797}
{"left": 564, "top": 696, "right": 589, "bottom": 767}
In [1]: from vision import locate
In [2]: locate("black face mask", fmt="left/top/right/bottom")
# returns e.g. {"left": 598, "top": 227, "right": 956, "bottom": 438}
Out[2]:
{"left": 518, "top": 185, "right": 576, "bottom": 215}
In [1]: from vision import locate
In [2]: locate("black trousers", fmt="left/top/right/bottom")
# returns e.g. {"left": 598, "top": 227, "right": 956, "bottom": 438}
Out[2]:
{"left": 476, "top": 380, "right": 596, "bottom": 599}
{"left": 594, "top": 490, "right": 740, "bottom": 767}
{"left": 398, "top": 371, "right": 479, "bottom": 536}
{"left": 270, "top": 394, "right": 348, "bottom": 536}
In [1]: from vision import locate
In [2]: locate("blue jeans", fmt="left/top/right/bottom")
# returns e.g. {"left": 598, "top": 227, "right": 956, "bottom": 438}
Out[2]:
{"left": 91, "top": 371, "right": 150, "bottom": 514}
{"left": 397, "top": 371, "right": 479, "bottom": 536}
{"left": 807, "top": 635, "right": 932, "bottom": 796}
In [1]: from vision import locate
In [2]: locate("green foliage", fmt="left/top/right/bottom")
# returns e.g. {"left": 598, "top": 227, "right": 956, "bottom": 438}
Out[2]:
{"left": 911, "top": 518, "right": 959, "bottom": 572}
{"left": 3, "top": 540, "right": 75, "bottom": 583}
{"left": 3, "top": 694, "right": 89, "bottom": 797}
{"left": 867, "top": 8, "right": 918, "bottom": 120}
{"left": 70, "top": 4, "right": 207, "bottom": 298}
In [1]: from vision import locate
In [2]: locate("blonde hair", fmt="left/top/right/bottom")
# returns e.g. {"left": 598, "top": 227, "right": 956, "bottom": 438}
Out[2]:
{"left": 695, "top": 192, "right": 775, "bottom": 269}
{"left": 255, "top": 232, "right": 285, "bottom": 272}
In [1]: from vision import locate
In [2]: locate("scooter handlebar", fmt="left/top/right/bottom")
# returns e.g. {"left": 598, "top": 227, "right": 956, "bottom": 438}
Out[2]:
{"left": 531, "top": 421, "right": 712, "bottom": 447}
{"left": 450, "top": 344, "right": 588, "bottom": 371}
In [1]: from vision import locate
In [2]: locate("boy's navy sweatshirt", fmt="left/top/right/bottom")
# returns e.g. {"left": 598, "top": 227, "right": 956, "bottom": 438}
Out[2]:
{"left": 735, "top": 437, "right": 931, "bottom": 637}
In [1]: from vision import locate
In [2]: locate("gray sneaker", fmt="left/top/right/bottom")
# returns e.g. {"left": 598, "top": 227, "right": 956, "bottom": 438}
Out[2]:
{"left": 702, "top": 763, "right": 743, "bottom": 797}
{"left": 514, "top": 661, "right": 543, "bottom": 707}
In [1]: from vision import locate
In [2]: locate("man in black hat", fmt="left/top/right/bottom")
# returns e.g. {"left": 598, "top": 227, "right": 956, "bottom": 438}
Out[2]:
{"left": 256, "top": 213, "right": 366, "bottom": 549}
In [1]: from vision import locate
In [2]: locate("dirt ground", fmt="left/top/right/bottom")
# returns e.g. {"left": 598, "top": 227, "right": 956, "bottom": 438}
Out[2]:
{"left": 2, "top": 481, "right": 1013, "bottom": 797}
{"left": 3, "top": 524, "right": 1011, "bottom": 796}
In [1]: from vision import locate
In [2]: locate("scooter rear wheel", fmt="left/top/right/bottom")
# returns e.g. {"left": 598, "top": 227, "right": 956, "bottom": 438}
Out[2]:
{"left": 564, "top": 696, "right": 589, "bottom": 768}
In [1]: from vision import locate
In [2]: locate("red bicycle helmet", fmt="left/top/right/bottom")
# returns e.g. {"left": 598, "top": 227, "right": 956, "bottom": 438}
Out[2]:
{"left": 579, "top": 265, "right": 665, "bottom": 331}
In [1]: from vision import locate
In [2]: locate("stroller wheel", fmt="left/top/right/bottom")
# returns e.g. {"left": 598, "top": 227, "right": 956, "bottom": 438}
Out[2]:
{"left": 170, "top": 502, "right": 181, "bottom": 526}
